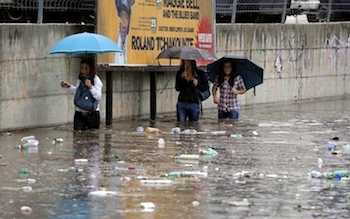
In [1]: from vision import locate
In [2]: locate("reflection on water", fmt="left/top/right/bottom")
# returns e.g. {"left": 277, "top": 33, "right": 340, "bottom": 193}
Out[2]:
{"left": 1, "top": 98, "right": 350, "bottom": 218}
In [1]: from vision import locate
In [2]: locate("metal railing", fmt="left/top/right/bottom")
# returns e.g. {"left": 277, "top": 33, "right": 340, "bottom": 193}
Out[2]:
{"left": 216, "top": 0, "right": 350, "bottom": 23}
{"left": 1, "top": 0, "right": 95, "bottom": 11}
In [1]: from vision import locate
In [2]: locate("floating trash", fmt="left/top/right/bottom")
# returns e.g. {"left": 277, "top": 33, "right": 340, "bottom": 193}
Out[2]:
{"left": 318, "top": 158, "right": 323, "bottom": 169}
{"left": 145, "top": 127, "right": 161, "bottom": 134}
{"left": 327, "top": 142, "right": 337, "bottom": 151}
{"left": 270, "top": 131, "right": 290, "bottom": 134}
{"left": 171, "top": 127, "right": 181, "bottom": 134}
{"left": 21, "top": 186, "right": 33, "bottom": 192}
{"left": 16, "top": 178, "right": 36, "bottom": 184}
{"left": 19, "top": 168, "right": 29, "bottom": 178}
{"left": 74, "top": 159, "right": 88, "bottom": 165}
{"left": 158, "top": 138, "right": 165, "bottom": 148}
{"left": 252, "top": 131, "right": 259, "bottom": 136}
{"left": 136, "top": 126, "right": 144, "bottom": 133}
{"left": 332, "top": 136, "right": 340, "bottom": 141}
{"left": 20, "top": 206, "right": 32, "bottom": 215}
{"left": 182, "top": 129, "right": 197, "bottom": 135}
{"left": 175, "top": 154, "right": 200, "bottom": 160}
{"left": 21, "top": 136, "right": 36, "bottom": 143}
{"left": 52, "top": 138, "right": 64, "bottom": 144}
{"left": 192, "top": 201, "right": 200, "bottom": 207}
{"left": 167, "top": 171, "right": 208, "bottom": 178}
{"left": 309, "top": 170, "right": 349, "bottom": 180}
{"left": 140, "top": 202, "right": 155, "bottom": 212}
{"left": 88, "top": 190, "right": 118, "bottom": 197}
{"left": 231, "top": 134, "right": 243, "bottom": 139}
{"left": 211, "top": 131, "right": 226, "bottom": 135}
{"left": 199, "top": 148, "right": 218, "bottom": 157}
{"left": 224, "top": 198, "right": 251, "bottom": 207}
{"left": 140, "top": 179, "right": 174, "bottom": 186}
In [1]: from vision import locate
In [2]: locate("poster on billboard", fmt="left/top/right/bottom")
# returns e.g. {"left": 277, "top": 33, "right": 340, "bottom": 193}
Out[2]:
{"left": 97, "top": 0, "right": 215, "bottom": 65}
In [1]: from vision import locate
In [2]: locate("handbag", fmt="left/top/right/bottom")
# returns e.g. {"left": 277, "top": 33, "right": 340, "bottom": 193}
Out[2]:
{"left": 74, "top": 82, "right": 98, "bottom": 112}
{"left": 199, "top": 89, "right": 210, "bottom": 101}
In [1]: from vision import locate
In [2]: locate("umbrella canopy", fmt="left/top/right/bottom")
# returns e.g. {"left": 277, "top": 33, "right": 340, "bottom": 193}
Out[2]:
{"left": 207, "top": 56, "right": 264, "bottom": 91}
{"left": 50, "top": 32, "right": 122, "bottom": 54}
{"left": 157, "top": 47, "right": 215, "bottom": 61}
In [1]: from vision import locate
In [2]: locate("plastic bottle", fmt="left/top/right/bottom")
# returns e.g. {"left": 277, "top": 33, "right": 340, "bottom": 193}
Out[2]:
{"left": 22, "top": 186, "right": 33, "bottom": 192}
{"left": 327, "top": 142, "right": 337, "bottom": 151}
{"left": 136, "top": 126, "right": 144, "bottom": 133}
{"left": 310, "top": 170, "right": 349, "bottom": 179}
{"left": 167, "top": 171, "right": 208, "bottom": 178}
{"left": 158, "top": 138, "right": 165, "bottom": 148}
{"left": 140, "top": 202, "right": 155, "bottom": 212}
{"left": 140, "top": 179, "right": 174, "bottom": 186}
{"left": 199, "top": 148, "right": 218, "bottom": 157}
{"left": 20, "top": 206, "right": 32, "bottom": 215}
{"left": 19, "top": 168, "right": 29, "bottom": 178}
{"left": 74, "top": 159, "right": 88, "bottom": 165}
{"left": 21, "top": 136, "right": 36, "bottom": 143}
{"left": 53, "top": 138, "right": 64, "bottom": 144}
{"left": 182, "top": 129, "right": 197, "bottom": 135}
{"left": 171, "top": 127, "right": 181, "bottom": 134}
{"left": 175, "top": 154, "right": 200, "bottom": 160}
{"left": 231, "top": 134, "right": 243, "bottom": 139}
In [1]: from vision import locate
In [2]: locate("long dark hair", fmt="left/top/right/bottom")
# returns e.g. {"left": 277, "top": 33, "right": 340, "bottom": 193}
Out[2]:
{"left": 79, "top": 57, "right": 96, "bottom": 85}
{"left": 217, "top": 61, "right": 236, "bottom": 87}
{"left": 179, "top": 60, "right": 198, "bottom": 77}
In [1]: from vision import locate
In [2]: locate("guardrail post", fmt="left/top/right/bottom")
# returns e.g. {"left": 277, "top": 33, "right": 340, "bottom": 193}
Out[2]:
{"left": 231, "top": 0, "right": 238, "bottom": 23}
{"left": 327, "top": 0, "right": 333, "bottom": 22}
{"left": 281, "top": 0, "right": 288, "bottom": 23}
{"left": 37, "top": 0, "right": 44, "bottom": 23}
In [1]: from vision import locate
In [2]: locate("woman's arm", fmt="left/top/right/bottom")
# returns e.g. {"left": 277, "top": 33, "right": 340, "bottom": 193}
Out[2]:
{"left": 175, "top": 71, "right": 187, "bottom": 91}
{"left": 61, "top": 80, "right": 78, "bottom": 94}
{"left": 232, "top": 75, "right": 246, "bottom": 95}
{"left": 197, "top": 71, "right": 209, "bottom": 92}
{"left": 89, "top": 76, "right": 103, "bottom": 101}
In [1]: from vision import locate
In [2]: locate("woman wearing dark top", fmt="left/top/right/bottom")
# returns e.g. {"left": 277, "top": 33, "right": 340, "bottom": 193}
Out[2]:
{"left": 175, "top": 60, "right": 209, "bottom": 122}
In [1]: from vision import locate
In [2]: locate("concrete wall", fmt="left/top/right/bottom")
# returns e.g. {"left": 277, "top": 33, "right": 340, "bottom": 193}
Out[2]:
{"left": 1, "top": 23, "right": 350, "bottom": 130}
{"left": 0, "top": 24, "right": 83, "bottom": 130}
{"left": 216, "top": 23, "right": 350, "bottom": 106}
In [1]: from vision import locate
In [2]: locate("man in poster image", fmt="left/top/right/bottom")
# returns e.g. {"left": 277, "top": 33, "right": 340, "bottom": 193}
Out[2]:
{"left": 115, "top": 0, "right": 135, "bottom": 64}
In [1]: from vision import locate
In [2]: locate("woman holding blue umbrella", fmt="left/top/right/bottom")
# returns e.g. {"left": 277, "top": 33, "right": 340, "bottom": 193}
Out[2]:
{"left": 51, "top": 32, "right": 122, "bottom": 130}
{"left": 61, "top": 58, "right": 103, "bottom": 130}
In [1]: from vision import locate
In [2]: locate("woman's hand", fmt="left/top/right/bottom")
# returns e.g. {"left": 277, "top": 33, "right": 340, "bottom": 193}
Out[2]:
{"left": 213, "top": 90, "right": 220, "bottom": 104}
{"left": 85, "top": 79, "right": 92, "bottom": 88}
{"left": 192, "top": 78, "right": 198, "bottom": 87}
{"left": 232, "top": 87, "right": 246, "bottom": 95}
{"left": 61, "top": 81, "right": 71, "bottom": 88}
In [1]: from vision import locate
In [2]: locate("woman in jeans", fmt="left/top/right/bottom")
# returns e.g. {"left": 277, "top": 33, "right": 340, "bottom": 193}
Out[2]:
{"left": 61, "top": 58, "right": 103, "bottom": 130}
{"left": 175, "top": 60, "right": 209, "bottom": 122}
{"left": 212, "top": 61, "right": 246, "bottom": 120}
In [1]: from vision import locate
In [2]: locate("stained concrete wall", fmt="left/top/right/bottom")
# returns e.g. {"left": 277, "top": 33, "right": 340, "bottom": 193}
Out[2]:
{"left": 1, "top": 23, "right": 350, "bottom": 130}
{"left": 216, "top": 23, "right": 350, "bottom": 106}
{"left": 0, "top": 24, "right": 82, "bottom": 130}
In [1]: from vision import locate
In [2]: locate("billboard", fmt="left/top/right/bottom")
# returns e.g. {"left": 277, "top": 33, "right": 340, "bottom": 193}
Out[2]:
{"left": 97, "top": 0, "right": 215, "bottom": 65}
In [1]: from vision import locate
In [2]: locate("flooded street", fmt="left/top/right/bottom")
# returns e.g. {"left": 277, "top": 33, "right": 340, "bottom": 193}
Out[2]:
{"left": 1, "top": 98, "right": 350, "bottom": 219}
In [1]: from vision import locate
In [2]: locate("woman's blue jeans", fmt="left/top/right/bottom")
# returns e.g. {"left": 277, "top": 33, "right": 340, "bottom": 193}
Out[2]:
{"left": 177, "top": 102, "right": 200, "bottom": 122}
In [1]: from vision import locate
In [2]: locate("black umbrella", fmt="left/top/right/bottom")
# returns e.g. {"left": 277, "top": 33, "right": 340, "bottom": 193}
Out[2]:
{"left": 207, "top": 56, "right": 264, "bottom": 91}
{"left": 157, "top": 47, "right": 216, "bottom": 61}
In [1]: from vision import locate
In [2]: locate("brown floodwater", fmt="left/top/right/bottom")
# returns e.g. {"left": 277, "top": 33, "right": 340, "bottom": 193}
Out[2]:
{"left": 1, "top": 98, "right": 350, "bottom": 219}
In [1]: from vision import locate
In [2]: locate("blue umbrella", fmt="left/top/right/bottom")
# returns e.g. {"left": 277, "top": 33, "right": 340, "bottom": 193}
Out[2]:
{"left": 207, "top": 56, "right": 264, "bottom": 91}
{"left": 50, "top": 32, "right": 122, "bottom": 54}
